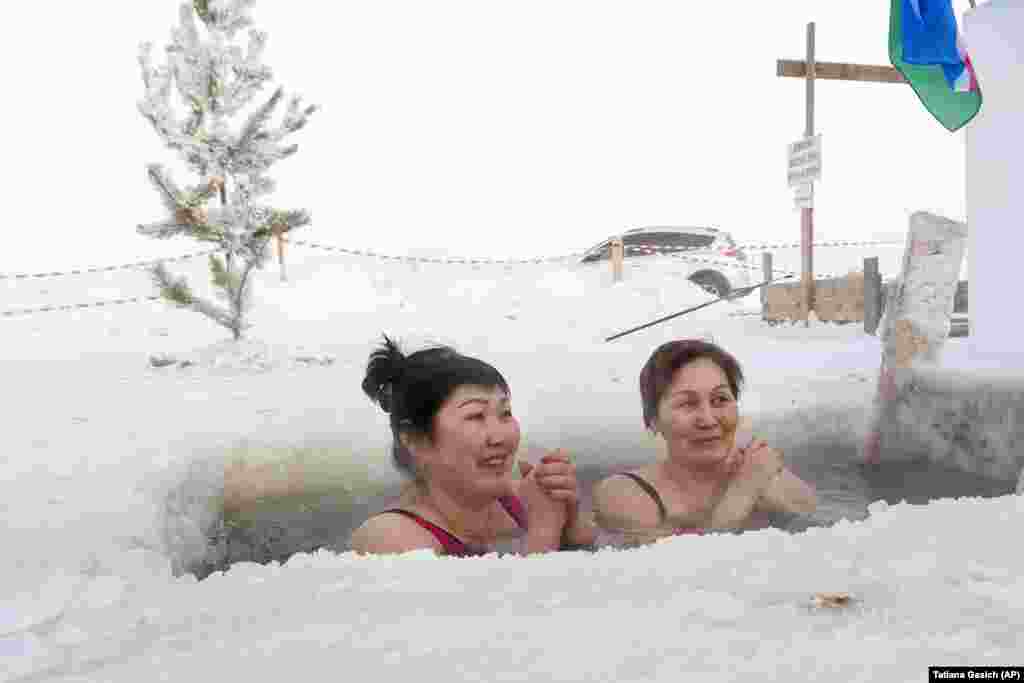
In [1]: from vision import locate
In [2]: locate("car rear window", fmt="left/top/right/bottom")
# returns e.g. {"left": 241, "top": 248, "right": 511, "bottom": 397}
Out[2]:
{"left": 625, "top": 232, "right": 715, "bottom": 253}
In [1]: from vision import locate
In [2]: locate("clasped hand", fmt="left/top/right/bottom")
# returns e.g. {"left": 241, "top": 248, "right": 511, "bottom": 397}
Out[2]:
{"left": 718, "top": 438, "right": 785, "bottom": 492}
{"left": 517, "top": 449, "right": 580, "bottom": 536}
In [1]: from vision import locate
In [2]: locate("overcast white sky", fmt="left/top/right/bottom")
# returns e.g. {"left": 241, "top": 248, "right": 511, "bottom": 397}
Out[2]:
{"left": 4, "top": 0, "right": 976, "bottom": 272}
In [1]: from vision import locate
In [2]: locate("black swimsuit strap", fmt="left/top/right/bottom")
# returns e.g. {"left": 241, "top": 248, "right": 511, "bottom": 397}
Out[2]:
{"left": 617, "top": 472, "right": 668, "bottom": 524}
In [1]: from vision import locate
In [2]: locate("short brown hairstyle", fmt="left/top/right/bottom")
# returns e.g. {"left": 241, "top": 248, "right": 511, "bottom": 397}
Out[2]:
{"left": 639, "top": 339, "right": 744, "bottom": 430}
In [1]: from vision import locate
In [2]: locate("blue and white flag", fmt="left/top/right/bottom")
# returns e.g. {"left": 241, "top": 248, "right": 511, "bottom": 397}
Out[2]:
{"left": 901, "top": 0, "right": 979, "bottom": 92}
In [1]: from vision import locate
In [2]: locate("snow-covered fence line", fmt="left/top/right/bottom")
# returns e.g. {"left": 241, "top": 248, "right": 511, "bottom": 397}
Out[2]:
{"left": 0, "top": 239, "right": 898, "bottom": 283}
{"left": 0, "top": 295, "right": 165, "bottom": 318}
{"left": 0, "top": 239, "right": 891, "bottom": 283}
{"left": 0, "top": 249, "right": 219, "bottom": 281}
{"left": 733, "top": 239, "right": 903, "bottom": 250}
{"left": 0, "top": 239, "right": 890, "bottom": 319}
{"left": 289, "top": 239, "right": 587, "bottom": 265}
{"left": 287, "top": 238, "right": 898, "bottom": 267}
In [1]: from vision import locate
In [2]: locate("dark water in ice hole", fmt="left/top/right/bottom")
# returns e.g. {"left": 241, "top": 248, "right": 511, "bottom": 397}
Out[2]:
{"left": 186, "top": 438, "right": 1017, "bottom": 580}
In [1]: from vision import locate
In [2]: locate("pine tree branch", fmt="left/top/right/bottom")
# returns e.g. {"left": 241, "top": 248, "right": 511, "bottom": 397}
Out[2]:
{"left": 283, "top": 96, "right": 319, "bottom": 135}
{"left": 154, "top": 260, "right": 235, "bottom": 331}
{"left": 193, "top": 0, "right": 210, "bottom": 24}
{"left": 191, "top": 223, "right": 226, "bottom": 244}
{"left": 138, "top": 42, "right": 156, "bottom": 91}
{"left": 137, "top": 220, "right": 194, "bottom": 240}
{"left": 251, "top": 209, "right": 310, "bottom": 240}
{"left": 196, "top": 0, "right": 257, "bottom": 40}
{"left": 150, "top": 262, "right": 195, "bottom": 305}
{"left": 209, "top": 253, "right": 239, "bottom": 291}
{"left": 183, "top": 98, "right": 205, "bottom": 137}
{"left": 237, "top": 86, "right": 284, "bottom": 152}
{"left": 146, "top": 164, "right": 184, "bottom": 214}
{"left": 285, "top": 105, "right": 318, "bottom": 134}
{"left": 246, "top": 29, "right": 268, "bottom": 65}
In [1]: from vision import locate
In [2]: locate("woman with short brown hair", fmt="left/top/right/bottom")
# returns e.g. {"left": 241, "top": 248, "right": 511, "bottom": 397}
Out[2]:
{"left": 593, "top": 339, "right": 817, "bottom": 545}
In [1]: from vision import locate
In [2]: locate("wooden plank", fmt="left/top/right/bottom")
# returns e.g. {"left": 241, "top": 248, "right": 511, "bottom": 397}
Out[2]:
{"left": 777, "top": 59, "right": 907, "bottom": 84}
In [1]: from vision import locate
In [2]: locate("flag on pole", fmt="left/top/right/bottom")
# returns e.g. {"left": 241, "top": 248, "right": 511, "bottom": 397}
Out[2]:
{"left": 890, "top": 0, "right": 982, "bottom": 132}
{"left": 947, "top": 34, "right": 980, "bottom": 93}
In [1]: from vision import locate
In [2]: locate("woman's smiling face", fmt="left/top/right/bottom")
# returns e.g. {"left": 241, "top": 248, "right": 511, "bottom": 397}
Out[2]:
{"left": 410, "top": 384, "right": 521, "bottom": 498}
{"left": 654, "top": 357, "right": 740, "bottom": 463}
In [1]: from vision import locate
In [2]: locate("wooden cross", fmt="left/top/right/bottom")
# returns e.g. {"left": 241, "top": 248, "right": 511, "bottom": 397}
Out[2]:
{"left": 777, "top": 22, "right": 908, "bottom": 325}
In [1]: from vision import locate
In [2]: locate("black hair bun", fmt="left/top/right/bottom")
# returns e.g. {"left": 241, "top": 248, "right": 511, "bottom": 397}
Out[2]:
{"left": 362, "top": 334, "right": 407, "bottom": 413}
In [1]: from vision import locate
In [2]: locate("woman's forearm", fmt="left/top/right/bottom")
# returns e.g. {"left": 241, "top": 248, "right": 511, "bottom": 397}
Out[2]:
{"left": 761, "top": 469, "right": 818, "bottom": 515}
{"left": 561, "top": 515, "right": 599, "bottom": 548}
{"left": 707, "top": 477, "right": 763, "bottom": 530}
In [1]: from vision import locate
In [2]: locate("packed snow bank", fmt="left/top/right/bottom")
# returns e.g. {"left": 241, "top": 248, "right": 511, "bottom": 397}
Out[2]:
{"left": 876, "top": 362, "right": 1024, "bottom": 481}
{"left": 3, "top": 496, "right": 1022, "bottom": 682}
{"left": 3, "top": 247, "right": 1020, "bottom": 681}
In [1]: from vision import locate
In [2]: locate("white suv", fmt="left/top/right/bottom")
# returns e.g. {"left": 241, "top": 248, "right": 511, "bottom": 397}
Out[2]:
{"left": 578, "top": 226, "right": 752, "bottom": 297}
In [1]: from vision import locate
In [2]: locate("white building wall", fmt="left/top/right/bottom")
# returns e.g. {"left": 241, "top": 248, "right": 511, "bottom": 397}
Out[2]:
{"left": 964, "top": 1, "right": 1024, "bottom": 359}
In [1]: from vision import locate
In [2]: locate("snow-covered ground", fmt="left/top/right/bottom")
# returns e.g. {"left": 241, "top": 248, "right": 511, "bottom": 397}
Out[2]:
{"left": 1, "top": 244, "right": 1018, "bottom": 682}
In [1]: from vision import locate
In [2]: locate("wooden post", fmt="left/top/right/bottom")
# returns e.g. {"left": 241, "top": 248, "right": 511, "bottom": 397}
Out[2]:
{"left": 863, "top": 256, "right": 881, "bottom": 335}
{"left": 778, "top": 29, "right": 914, "bottom": 327}
{"left": 275, "top": 227, "right": 287, "bottom": 283}
{"left": 761, "top": 252, "right": 773, "bottom": 315}
{"left": 610, "top": 237, "right": 624, "bottom": 283}
{"left": 801, "top": 22, "right": 816, "bottom": 328}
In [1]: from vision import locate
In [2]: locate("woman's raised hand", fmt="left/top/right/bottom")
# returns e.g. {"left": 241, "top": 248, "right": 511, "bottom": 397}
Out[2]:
{"left": 738, "top": 440, "right": 785, "bottom": 491}
{"left": 717, "top": 442, "right": 750, "bottom": 480}
{"left": 517, "top": 455, "right": 571, "bottom": 537}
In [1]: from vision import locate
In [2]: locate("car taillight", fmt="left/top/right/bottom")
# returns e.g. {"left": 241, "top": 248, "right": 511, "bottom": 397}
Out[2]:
{"left": 720, "top": 248, "right": 737, "bottom": 257}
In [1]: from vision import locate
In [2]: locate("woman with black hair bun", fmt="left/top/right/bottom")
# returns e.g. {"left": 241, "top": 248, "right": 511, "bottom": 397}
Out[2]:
{"left": 351, "top": 335, "right": 597, "bottom": 556}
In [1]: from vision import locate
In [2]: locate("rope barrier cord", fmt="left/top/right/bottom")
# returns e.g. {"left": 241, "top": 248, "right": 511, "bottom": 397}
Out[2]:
{"left": 1, "top": 296, "right": 165, "bottom": 318}
{"left": 0, "top": 250, "right": 220, "bottom": 281}
{"left": 287, "top": 237, "right": 903, "bottom": 266}
{"left": 286, "top": 239, "right": 852, "bottom": 283}
{"left": 1, "top": 238, "right": 902, "bottom": 318}
{"left": 0, "top": 239, "right": 902, "bottom": 281}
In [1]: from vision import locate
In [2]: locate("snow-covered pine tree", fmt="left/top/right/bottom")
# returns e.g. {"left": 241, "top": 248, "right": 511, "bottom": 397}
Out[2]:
{"left": 136, "top": 0, "right": 317, "bottom": 341}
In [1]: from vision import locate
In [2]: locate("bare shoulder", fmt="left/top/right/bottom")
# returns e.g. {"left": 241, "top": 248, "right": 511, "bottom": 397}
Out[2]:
{"left": 349, "top": 511, "right": 443, "bottom": 556}
{"left": 592, "top": 467, "right": 662, "bottom": 530}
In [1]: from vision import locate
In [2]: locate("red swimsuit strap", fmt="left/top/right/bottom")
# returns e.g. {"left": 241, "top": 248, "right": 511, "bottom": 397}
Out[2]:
{"left": 379, "top": 496, "right": 528, "bottom": 556}
{"left": 497, "top": 495, "right": 528, "bottom": 530}
{"left": 380, "top": 509, "right": 474, "bottom": 556}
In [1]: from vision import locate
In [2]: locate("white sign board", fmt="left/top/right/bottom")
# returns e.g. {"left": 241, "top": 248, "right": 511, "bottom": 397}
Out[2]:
{"left": 793, "top": 182, "right": 813, "bottom": 210}
{"left": 788, "top": 135, "right": 821, "bottom": 187}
